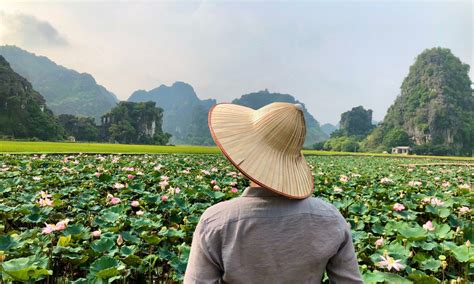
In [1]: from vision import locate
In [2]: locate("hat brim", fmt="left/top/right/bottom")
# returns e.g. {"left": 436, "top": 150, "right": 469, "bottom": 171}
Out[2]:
{"left": 208, "top": 103, "right": 314, "bottom": 199}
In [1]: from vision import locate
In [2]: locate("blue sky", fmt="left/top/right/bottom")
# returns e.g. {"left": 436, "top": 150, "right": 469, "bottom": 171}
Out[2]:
{"left": 0, "top": 1, "right": 472, "bottom": 124}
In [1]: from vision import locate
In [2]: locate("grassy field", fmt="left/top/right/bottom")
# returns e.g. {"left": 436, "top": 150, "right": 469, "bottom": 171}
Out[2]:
{"left": 0, "top": 140, "right": 473, "bottom": 161}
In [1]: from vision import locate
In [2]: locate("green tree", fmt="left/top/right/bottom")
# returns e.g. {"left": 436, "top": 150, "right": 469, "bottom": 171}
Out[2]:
{"left": 339, "top": 106, "right": 374, "bottom": 137}
{"left": 58, "top": 114, "right": 99, "bottom": 141}
{"left": 102, "top": 101, "right": 171, "bottom": 145}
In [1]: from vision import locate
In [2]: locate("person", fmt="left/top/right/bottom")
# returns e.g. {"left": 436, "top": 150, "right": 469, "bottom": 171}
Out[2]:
{"left": 184, "top": 102, "right": 363, "bottom": 283}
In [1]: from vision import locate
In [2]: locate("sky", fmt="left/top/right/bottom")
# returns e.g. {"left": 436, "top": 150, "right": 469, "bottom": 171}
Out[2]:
{"left": 0, "top": 1, "right": 472, "bottom": 124}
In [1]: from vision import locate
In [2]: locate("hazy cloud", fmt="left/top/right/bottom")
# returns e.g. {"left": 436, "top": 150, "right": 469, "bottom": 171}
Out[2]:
{"left": 0, "top": 12, "right": 68, "bottom": 47}
{"left": 0, "top": 2, "right": 471, "bottom": 124}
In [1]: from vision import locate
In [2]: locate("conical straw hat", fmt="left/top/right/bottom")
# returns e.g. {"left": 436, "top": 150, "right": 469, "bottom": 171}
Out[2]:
{"left": 208, "top": 102, "right": 314, "bottom": 199}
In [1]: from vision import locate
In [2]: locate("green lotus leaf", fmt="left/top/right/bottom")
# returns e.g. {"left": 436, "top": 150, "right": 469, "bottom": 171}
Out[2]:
{"left": 1, "top": 255, "right": 52, "bottom": 281}
{"left": 443, "top": 241, "right": 473, "bottom": 262}
{"left": 421, "top": 259, "right": 441, "bottom": 272}
{"left": 363, "top": 270, "right": 386, "bottom": 284}
{"left": 120, "top": 231, "right": 141, "bottom": 244}
{"left": 0, "top": 235, "right": 18, "bottom": 251}
{"left": 407, "top": 270, "right": 440, "bottom": 283}
{"left": 91, "top": 238, "right": 116, "bottom": 253}
{"left": 89, "top": 256, "right": 125, "bottom": 279}
{"left": 398, "top": 224, "right": 427, "bottom": 240}
{"left": 120, "top": 245, "right": 136, "bottom": 256}
{"left": 420, "top": 242, "right": 437, "bottom": 251}
{"left": 378, "top": 272, "right": 413, "bottom": 284}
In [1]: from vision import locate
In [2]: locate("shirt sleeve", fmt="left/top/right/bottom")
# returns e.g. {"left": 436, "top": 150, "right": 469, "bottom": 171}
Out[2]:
{"left": 326, "top": 212, "right": 363, "bottom": 283}
{"left": 183, "top": 219, "right": 223, "bottom": 284}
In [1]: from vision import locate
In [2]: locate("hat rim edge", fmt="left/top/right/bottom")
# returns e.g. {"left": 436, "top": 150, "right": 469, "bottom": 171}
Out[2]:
{"left": 208, "top": 103, "right": 314, "bottom": 200}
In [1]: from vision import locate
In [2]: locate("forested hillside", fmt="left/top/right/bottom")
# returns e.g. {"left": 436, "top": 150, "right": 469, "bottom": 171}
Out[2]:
{"left": 0, "top": 45, "right": 118, "bottom": 122}
{"left": 0, "top": 56, "right": 64, "bottom": 140}
{"left": 363, "top": 48, "right": 473, "bottom": 156}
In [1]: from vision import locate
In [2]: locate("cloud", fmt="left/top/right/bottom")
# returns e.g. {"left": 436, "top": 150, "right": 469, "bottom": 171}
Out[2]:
{"left": 0, "top": 11, "right": 68, "bottom": 47}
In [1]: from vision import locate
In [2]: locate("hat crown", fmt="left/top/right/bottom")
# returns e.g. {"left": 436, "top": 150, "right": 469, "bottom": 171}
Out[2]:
{"left": 251, "top": 102, "right": 306, "bottom": 156}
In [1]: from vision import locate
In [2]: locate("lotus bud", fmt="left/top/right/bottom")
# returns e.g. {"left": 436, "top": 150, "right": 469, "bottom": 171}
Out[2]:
{"left": 438, "top": 255, "right": 446, "bottom": 261}
{"left": 441, "top": 260, "right": 447, "bottom": 270}
{"left": 0, "top": 251, "right": 5, "bottom": 262}
{"left": 117, "top": 234, "right": 124, "bottom": 246}
{"left": 467, "top": 240, "right": 471, "bottom": 248}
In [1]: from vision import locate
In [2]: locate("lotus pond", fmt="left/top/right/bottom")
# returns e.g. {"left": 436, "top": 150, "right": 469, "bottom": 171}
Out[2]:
{"left": 0, "top": 154, "right": 472, "bottom": 283}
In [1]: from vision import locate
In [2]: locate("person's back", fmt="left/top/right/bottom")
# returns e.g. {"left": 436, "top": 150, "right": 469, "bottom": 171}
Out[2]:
{"left": 184, "top": 186, "right": 362, "bottom": 283}
{"left": 185, "top": 102, "right": 362, "bottom": 283}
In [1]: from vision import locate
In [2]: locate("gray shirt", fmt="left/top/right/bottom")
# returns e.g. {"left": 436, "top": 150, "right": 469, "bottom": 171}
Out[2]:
{"left": 184, "top": 186, "right": 363, "bottom": 284}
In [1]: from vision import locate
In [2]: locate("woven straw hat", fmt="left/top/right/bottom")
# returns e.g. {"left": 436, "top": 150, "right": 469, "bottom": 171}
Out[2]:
{"left": 208, "top": 102, "right": 314, "bottom": 199}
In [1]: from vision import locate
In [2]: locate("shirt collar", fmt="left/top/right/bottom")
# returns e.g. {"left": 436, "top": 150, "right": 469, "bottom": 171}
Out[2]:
{"left": 241, "top": 186, "right": 285, "bottom": 198}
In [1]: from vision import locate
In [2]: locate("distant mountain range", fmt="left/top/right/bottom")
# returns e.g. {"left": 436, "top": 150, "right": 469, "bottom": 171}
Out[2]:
{"left": 321, "top": 123, "right": 338, "bottom": 136}
{"left": 0, "top": 45, "right": 118, "bottom": 122}
{"left": 0, "top": 45, "right": 329, "bottom": 146}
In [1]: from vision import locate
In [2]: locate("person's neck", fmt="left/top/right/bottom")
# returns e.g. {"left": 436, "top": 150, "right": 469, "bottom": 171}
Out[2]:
{"left": 250, "top": 181, "right": 260, "bottom": 187}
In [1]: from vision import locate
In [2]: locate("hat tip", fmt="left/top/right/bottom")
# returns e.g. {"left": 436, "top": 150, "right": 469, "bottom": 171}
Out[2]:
{"left": 294, "top": 103, "right": 303, "bottom": 111}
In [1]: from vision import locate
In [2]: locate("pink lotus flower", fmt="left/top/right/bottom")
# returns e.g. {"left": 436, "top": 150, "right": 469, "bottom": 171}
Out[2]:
{"left": 127, "top": 174, "right": 135, "bottom": 180}
{"left": 393, "top": 203, "right": 405, "bottom": 212}
{"left": 423, "top": 221, "right": 435, "bottom": 231}
{"left": 441, "top": 181, "right": 450, "bottom": 188}
{"left": 229, "top": 181, "right": 237, "bottom": 187}
{"left": 42, "top": 223, "right": 56, "bottom": 234}
{"left": 113, "top": 182, "right": 125, "bottom": 189}
{"left": 408, "top": 181, "right": 422, "bottom": 187}
{"left": 182, "top": 169, "right": 190, "bottom": 174}
{"left": 333, "top": 187, "right": 343, "bottom": 193}
{"left": 211, "top": 167, "right": 218, "bottom": 172}
{"left": 33, "top": 176, "right": 42, "bottom": 181}
{"left": 231, "top": 187, "right": 238, "bottom": 193}
{"left": 201, "top": 170, "right": 210, "bottom": 175}
{"left": 38, "top": 198, "right": 53, "bottom": 207}
{"left": 159, "top": 180, "right": 169, "bottom": 188}
{"left": 213, "top": 185, "right": 221, "bottom": 191}
{"left": 458, "top": 184, "right": 471, "bottom": 190}
{"left": 42, "top": 219, "right": 69, "bottom": 234}
{"left": 226, "top": 171, "right": 238, "bottom": 178}
{"left": 136, "top": 210, "right": 144, "bottom": 216}
{"left": 467, "top": 240, "right": 471, "bottom": 248}
{"left": 154, "top": 165, "right": 163, "bottom": 171}
{"left": 430, "top": 198, "right": 444, "bottom": 206}
{"left": 174, "top": 187, "right": 181, "bottom": 194}
{"left": 160, "top": 175, "right": 169, "bottom": 181}
{"left": 459, "top": 206, "right": 470, "bottom": 214}
{"left": 94, "top": 172, "right": 101, "bottom": 177}
{"left": 339, "top": 175, "right": 349, "bottom": 183}
{"left": 380, "top": 177, "right": 393, "bottom": 184}
{"left": 421, "top": 197, "right": 431, "bottom": 204}
{"left": 92, "top": 230, "right": 101, "bottom": 238}
{"left": 375, "top": 237, "right": 384, "bottom": 249}
{"left": 161, "top": 195, "right": 168, "bottom": 202}
{"left": 55, "top": 219, "right": 69, "bottom": 231}
{"left": 377, "top": 255, "right": 405, "bottom": 271}
{"left": 110, "top": 197, "right": 121, "bottom": 205}
{"left": 123, "top": 167, "right": 135, "bottom": 171}
{"left": 210, "top": 180, "right": 217, "bottom": 185}
{"left": 131, "top": 200, "right": 139, "bottom": 207}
